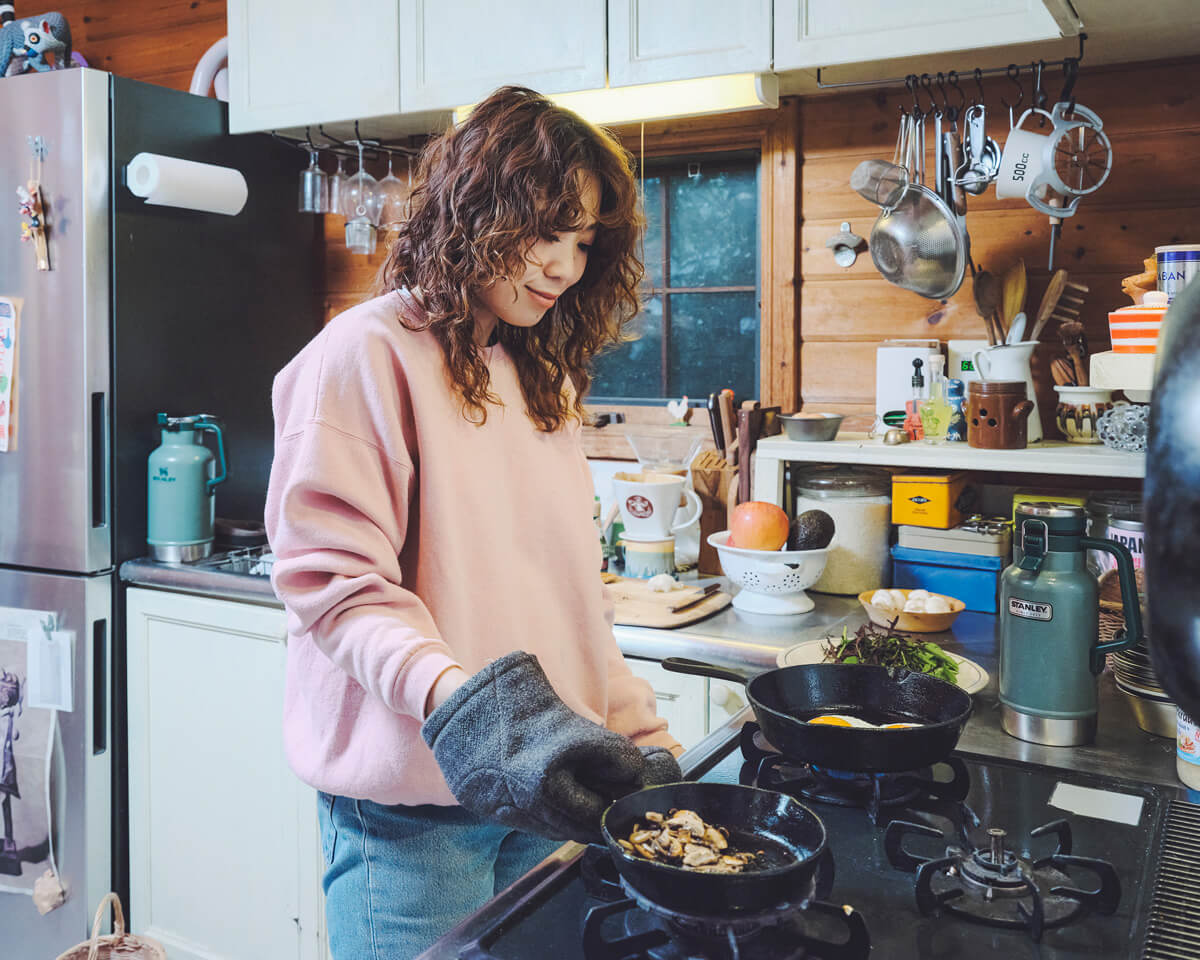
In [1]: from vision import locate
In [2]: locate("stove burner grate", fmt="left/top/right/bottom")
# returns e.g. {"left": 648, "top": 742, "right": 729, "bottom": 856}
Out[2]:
{"left": 578, "top": 846, "right": 870, "bottom": 960}
{"left": 737, "top": 722, "right": 971, "bottom": 824}
{"left": 885, "top": 816, "right": 1121, "bottom": 942}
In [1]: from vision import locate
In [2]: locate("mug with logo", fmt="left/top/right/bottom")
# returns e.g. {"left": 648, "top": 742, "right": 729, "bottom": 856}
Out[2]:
{"left": 612, "top": 472, "right": 702, "bottom": 541}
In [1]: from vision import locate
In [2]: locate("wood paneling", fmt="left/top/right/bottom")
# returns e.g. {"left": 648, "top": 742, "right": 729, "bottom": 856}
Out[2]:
{"left": 797, "top": 57, "right": 1200, "bottom": 441}
{"left": 46, "top": 0, "right": 226, "bottom": 88}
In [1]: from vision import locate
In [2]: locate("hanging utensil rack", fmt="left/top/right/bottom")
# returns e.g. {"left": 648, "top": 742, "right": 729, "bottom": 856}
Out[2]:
{"left": 815, "top": 32, "right": 1086, "bottom": 93}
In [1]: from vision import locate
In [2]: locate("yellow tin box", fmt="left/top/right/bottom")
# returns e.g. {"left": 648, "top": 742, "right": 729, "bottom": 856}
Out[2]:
{"left": 892, "top": 472, "right": 969, "bottom": 529}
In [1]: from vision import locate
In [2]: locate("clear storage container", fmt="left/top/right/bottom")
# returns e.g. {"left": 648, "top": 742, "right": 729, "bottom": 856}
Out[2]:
{"left": 792, "top": 466, "right": 891, "bottom": 595}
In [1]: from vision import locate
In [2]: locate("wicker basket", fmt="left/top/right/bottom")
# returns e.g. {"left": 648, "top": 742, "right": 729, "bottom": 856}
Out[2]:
{"left": 1098, "top": 567, "right": 1147, "bottom": 644}
{"left": 55, "top": 893, "right": 167, "bottom": 960}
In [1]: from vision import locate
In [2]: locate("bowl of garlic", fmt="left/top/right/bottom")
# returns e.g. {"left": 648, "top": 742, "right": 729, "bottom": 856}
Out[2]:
{"left": 857, "top": 588, "right": 965, "bottom": 634}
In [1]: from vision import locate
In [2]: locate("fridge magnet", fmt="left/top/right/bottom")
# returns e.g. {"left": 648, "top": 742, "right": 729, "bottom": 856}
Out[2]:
{"left": 0, "top": 296, "right": 17, "bottom": 452}
{"left": 0, "top": 608, "right": 59, "bottom": 894}
{"left": 16, "top": 179, "right": 49, "bottom": 271}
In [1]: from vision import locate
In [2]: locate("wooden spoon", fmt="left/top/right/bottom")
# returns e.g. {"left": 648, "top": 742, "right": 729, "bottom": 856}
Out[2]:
{"left": 1029, "top": 269, "right": 1068, "bottom": 342}
{"left": 1001, "top": 259, "right": 1027, "bottom": 331}
{"left": 973, "top": 271, "right": 1003, "bottom": 346}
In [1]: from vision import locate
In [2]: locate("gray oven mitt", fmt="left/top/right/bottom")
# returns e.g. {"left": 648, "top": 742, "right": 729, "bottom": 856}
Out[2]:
{"left": 640, "top": 746, "right": 682, "bottom": 786}
{"left": 421, "top": 651, "right": 649, "bottom": 840}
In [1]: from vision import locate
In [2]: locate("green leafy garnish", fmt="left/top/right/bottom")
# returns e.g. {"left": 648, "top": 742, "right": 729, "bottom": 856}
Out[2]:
{"left": 820, "top": 621, "right": 960, "bottom": 684}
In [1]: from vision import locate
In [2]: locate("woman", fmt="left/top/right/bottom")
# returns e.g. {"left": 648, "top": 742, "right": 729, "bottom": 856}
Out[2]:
{"left": 265, "top": 86, "right": 682, "bottom": 959}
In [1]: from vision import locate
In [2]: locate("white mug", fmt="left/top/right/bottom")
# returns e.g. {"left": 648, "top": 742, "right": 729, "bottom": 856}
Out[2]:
{"left": 995, "top": 124, "right": 1049, "bottom": 201}
{"left": 612, "top": 472, "right": 702, "bottom": 541}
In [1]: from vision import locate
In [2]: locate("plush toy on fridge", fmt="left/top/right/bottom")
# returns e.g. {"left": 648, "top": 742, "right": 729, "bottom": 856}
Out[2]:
{"left": 0, "top": 5, "right": 73, "bottom": 78}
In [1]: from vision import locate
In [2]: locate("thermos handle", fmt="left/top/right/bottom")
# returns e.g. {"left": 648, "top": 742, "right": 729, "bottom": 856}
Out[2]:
{"left": 196, "top": 420, "right": 227, "bottom": 492}
{"left": 1082, "top": 536, "right": 1143, "bottom": 674}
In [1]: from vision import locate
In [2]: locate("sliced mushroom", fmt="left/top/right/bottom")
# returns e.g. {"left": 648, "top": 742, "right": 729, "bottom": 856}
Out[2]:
{"left": 682, "top": 843, "right": 719, "bottom": 867}
{"left": 666, "top": 810, "right": 705, "bottom": 837}
{"left": 630, "top": 829, "right": 656, "bottom": 844}
{"left": 617, "top": 839, "right": 634, "bottom": 852}
{"left": 703, "top": 826, "right": 729, "bottom": 851}
{"left": 645, "top": 811, "right": 664, "bottom": 824}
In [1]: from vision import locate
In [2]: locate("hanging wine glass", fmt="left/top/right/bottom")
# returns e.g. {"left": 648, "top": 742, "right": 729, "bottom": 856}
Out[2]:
{"left": 327, "top": 154, "right": 349, "bottom": 219}
{"left": 378, "top": 151, "right": 409, "bottom": 229}
{"left": 341, "top": 141, "right": 383, "bottom": 255}
{"left": 298, "top": 149, "right": 327, "bottom": 213}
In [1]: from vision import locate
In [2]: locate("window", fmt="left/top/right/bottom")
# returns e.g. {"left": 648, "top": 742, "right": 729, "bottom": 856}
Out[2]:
{"left": 589, "top": 152, "right": 761, "bottom": 403}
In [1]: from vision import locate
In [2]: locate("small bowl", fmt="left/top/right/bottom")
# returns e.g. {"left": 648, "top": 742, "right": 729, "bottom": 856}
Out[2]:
{"left": 779, "top": 413, "right": 844, "bottom": 442}
{"left": 709, "top": 531, "right": 829, "bottom": 616}
{"left": 1054, "top": 385, "right": 1114, "bottom": 444}
{"left": 857, "top": 589, "right": 965, "bottom": 634}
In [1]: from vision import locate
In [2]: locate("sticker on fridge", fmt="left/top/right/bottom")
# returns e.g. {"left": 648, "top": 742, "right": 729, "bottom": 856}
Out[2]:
{"left": 0, "top": 607, "right": 59, "bottom": 895}
{"left": 0, "top": 297, "right": 18, "bottom": 453}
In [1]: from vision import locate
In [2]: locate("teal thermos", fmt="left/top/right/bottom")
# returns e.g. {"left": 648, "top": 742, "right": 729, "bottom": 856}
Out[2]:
{"left": 999, "top": 502, "right": 1143, "bottom": 745}
{"left": 147, "top": 413, "right": 228, "bottom": 561}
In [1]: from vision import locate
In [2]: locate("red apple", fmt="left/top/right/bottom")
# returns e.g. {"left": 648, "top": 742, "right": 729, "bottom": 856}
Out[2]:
{"left": 728, "top": 501, "right": 790, "bottom": 551}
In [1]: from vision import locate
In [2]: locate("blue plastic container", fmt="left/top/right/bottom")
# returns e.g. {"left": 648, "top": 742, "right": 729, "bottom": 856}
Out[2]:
{"left": 891, "top": 544, "right": 1004, "bottom": 614}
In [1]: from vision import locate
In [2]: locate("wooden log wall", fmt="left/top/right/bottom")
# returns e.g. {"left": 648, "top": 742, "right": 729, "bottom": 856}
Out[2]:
{"left": 42, "top": 0, "right": 226, "bottom": 91}
{"left": 799, "top": 57, "right": 1200, "bottom": 434}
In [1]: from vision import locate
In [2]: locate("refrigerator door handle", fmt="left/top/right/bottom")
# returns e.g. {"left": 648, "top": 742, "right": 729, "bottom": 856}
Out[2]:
{"left": 92, "top": 618, "right": 107, "bottom": 755}
{"left": 91, "top": 391, "right": 108, "bottom": 529}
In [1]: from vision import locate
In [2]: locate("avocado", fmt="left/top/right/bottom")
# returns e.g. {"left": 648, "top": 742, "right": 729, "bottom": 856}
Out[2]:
{"left": 788, "top": 509, "right": 835, "bottom": 550}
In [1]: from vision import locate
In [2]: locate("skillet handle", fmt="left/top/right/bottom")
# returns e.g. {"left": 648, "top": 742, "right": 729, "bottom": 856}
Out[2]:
{"left": 660, "top": 657, "right": 753, "bottom": 685}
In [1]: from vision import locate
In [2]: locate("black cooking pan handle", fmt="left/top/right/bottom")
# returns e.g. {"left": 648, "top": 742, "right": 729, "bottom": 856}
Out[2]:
{"left": 661, "top": 657, "right": 754, "bottom": 685}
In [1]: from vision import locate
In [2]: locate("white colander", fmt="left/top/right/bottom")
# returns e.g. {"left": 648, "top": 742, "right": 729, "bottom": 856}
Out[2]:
{"left": 708, "top": 530, "right": 830, "bottom": 615}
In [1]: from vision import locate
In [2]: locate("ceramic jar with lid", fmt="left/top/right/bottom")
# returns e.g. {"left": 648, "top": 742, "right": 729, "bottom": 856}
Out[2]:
{"left": 967, "top": 380, "right": 1034, "bottom": 449}
{"left": 791, "top": 466, "right": 890, "bottom": 595}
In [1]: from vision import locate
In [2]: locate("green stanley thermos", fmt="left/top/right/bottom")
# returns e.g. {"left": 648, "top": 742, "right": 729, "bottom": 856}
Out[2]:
{"left": 147, "top": 413, "right": 227, "bottom": 562}
{"left": 999, "top": 502, "right": 1143, "bottom": 746}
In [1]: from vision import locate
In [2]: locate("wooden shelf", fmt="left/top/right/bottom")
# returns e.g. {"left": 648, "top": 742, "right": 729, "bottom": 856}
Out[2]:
{"left": 752, "top": 433, "right": 1144, "bottom": 503}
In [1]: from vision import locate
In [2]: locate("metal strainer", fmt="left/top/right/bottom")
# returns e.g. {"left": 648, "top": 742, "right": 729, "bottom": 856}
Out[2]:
{"left": 867, "top": 112, "right": 967, "bottom": 300}
{"left": 869, "top": 184, "right": 966, "bottom": 299}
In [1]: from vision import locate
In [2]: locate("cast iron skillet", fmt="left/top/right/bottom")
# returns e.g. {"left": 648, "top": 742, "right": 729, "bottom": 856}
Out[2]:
{"left": 600, "top": 782, "right": 826, "bottom": 913}
{"left": 664, "top": 659, "right": 973, "bottom": 773}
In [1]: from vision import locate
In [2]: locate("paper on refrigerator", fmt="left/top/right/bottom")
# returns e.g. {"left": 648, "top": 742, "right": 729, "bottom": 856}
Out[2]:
{"left": 0, "top": 297, "right": 17, "bottom": 452}
{"left": 0, "top": 606, "right": 60, "bottom": 895}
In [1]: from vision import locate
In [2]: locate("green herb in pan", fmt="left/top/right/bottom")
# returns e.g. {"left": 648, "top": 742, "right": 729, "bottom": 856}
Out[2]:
{"left": 820, "top": 620, "right": 960, "bottom": 684}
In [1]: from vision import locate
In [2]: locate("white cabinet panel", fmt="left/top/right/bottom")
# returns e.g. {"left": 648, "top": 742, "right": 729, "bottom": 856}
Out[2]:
{"left": 775, "top": 0, "right": 1063, "bottom": 71}
{"left": 228, "top": 0, "right": 401, "bottom": 134}
{"left": 625, "top": 656, "right": 708, "bottom": 750}
{"left": 126, "top": 589, "right": 323, "bottom": 960}
{"left": 608, "top": 0, "right": 771, "bottom": 87}
{"left": 400, "top": 0, "right": 606, "bottom": 112}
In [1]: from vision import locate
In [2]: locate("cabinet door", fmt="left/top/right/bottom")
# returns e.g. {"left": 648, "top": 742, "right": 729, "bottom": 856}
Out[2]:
{"left": 228, "top": 0, "right": 401, "bottom": 134}
{"left": 126, "top": 589, "right": 322, "bottom": 960}
{"left": 400, "top": 0, "right": 606, "bottom": 112}
{"left": 608, "top": 0, "right": 771, "bottom": 88}
{"left": 625, "top": 657, "right": 708, "bottom": 750}
{"left": 775, "top": 0, "right": 1064, "bottom": 71}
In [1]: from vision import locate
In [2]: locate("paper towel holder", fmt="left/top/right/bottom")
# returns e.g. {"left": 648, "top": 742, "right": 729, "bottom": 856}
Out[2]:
{"left": 124, "top": 152, "right": 249, "bottom": 216}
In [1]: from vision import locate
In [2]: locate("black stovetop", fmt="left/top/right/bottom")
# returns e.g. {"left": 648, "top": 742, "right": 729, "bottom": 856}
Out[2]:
{"left": 452, "top": 728, "right": 1183, "bottom": 960}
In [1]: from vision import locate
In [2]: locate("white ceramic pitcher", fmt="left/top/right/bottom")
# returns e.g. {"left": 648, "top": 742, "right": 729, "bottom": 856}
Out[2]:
{"left": 972, "top": 342, "right": 1043, "bottom": 442}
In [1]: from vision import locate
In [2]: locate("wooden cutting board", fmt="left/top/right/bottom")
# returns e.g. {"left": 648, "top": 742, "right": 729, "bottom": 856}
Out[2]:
{"left": 603, "top": 575, "right": 732, "bottom": 628}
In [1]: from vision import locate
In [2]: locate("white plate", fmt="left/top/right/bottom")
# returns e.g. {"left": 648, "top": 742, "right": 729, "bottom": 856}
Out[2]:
{"left": 775, "top": 637, "right": 990, "bottom": 695}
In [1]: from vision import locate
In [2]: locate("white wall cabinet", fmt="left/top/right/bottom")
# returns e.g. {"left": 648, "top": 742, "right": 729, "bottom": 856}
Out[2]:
{"left": 227, "top": 0, "right": 404, "bottom": 135}
{"left": 607, "top": 0, "right": 772, "bottom": 88}
{"left": 399, "top": 0, "right": 606, "bottom": 113}
{"left": 775, "top": 0, "right": 1068, "bottom": 71}
{"left": 126, "top": 588, "right": 326, "bottom": 960}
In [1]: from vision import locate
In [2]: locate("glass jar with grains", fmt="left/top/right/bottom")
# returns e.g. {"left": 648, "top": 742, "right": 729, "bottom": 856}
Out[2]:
{"left": 791, "top": 466, "right": 891, "bottom": 595}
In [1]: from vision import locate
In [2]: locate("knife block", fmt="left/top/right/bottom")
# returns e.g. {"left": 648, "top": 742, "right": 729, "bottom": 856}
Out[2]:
{"left": 692, "top": 464, "right": 738, "bottom": 576}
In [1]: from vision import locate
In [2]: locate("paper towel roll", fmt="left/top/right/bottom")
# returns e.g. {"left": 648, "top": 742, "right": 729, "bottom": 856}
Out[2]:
{"left": 126, "top": 152, "right": 248, "bottom": 216}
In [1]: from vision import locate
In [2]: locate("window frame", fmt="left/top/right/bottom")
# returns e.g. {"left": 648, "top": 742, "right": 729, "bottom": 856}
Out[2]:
{"left": 581, "top": 99, "right": 800, "bottom": 460}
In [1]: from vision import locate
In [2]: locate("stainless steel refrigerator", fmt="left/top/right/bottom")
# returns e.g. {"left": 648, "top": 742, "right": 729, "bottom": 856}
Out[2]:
{"left": 0, "top": 68, "right": 318, "bottom": 957}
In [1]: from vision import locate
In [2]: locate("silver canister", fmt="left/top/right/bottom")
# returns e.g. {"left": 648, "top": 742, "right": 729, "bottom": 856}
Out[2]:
{"left": 1085, "top": 491, "right": 1143, "bottom": 577}
{"left": 1156, "top": 244, "right": 1200, "bottom": 303}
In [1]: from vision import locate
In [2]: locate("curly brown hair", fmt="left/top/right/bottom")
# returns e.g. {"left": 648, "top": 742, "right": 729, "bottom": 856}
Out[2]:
{"left": 376, "top": 86, "right": 644, "bottom": 431}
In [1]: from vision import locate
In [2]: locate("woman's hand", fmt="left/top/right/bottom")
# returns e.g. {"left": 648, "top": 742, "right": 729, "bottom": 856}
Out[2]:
{"left": 424, "top": 665, "right": 469, "bottom": 719}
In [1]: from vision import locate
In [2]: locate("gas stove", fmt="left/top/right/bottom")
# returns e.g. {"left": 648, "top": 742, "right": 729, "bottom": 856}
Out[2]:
{"left": 422, "top": 722, "right": 1200, "bottom": 960}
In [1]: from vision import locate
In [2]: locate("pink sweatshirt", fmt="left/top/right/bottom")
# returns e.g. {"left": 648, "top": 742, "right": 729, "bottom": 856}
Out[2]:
{"left": 265, "top": 291, "right": 676, "bottom": 805}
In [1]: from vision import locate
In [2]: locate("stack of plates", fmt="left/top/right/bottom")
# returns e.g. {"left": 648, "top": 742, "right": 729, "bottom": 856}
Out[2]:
{"left": 1112, "top": 641, "right": 1176, "bottom": 738}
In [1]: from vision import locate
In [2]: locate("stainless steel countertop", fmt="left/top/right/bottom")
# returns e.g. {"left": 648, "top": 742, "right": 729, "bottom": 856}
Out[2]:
{"left": 120, "top": 556, "right": 1181, "bottom": 790}
{"left": 120, "top": 554, "right": 281, "bottom": 606}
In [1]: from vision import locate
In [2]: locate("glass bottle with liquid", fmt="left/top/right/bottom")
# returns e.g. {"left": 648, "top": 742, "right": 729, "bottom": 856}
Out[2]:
{"left": 920, "top": 355, "right": 953, "bottom": 443}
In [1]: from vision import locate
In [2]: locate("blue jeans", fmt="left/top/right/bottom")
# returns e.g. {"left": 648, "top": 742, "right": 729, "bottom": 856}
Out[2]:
{"left": 318, "top": 792, "right": 561, "bottom": 960}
